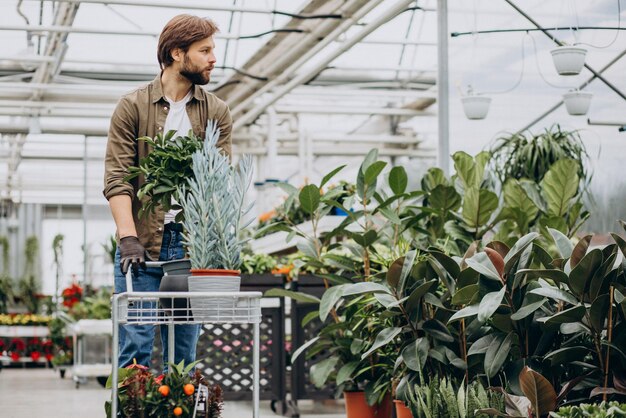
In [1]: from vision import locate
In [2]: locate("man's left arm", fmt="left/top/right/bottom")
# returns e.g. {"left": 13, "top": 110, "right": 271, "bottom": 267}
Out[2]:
{"left": 215, "top": 102, "right": 232, "bottom": 159}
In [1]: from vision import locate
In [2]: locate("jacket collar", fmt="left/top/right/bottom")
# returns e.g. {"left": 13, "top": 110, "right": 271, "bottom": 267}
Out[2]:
{"left": 152, "top": 72, "right": 203, "bottom": 103}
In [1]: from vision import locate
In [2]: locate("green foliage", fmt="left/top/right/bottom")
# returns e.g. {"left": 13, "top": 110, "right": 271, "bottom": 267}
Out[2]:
{"left": 69, "top": 287, "right": 112, "bottom": 320}
{"left": 178, "top": 121, "right": 253, "bottom": 270}
{"left": 490, "top": 125, "right": 590, "bottom": 189}
{"left": 240, "top": 253, "right": 277, "bottom": 275}
{"left": 125, "top": 129, "right": 204, "bottom": 221}
{"left": 19, "top": 236, "right": 40, "bottom": 313}
{"left": 102, "top": 235, "right": 117, "bottom": 265}
{"left": 405, "top": 378, "right": 503, "bottom": 418}
{"left": 551, "top": 402, "right": 626, "bottom": 417}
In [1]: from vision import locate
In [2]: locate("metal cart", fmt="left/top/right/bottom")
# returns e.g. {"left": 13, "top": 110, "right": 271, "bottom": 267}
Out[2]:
{"left": 70, "top": 318, "right": 112, "bottom": 388}
{"left": 111, "top": 262, "right": 263, "bottom": 418}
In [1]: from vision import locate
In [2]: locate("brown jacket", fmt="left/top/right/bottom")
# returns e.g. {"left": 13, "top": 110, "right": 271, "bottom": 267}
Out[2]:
{"left": 103, "top": 74, "right": 232, "bottom": 259}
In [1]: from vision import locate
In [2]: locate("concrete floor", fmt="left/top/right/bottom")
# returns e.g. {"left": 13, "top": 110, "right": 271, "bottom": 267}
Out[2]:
{"left": 0, "top": 368, "right": 345, "bottom": 418}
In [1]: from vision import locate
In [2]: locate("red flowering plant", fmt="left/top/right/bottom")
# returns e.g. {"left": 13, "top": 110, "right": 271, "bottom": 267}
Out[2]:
{"left": 61, "top": 283, "right": 83, "bottom": 308}
{"left": 41, "top": 339, "right": 54, "bottom": 361}
{"left": 9, "top": 337, "right": 25, "bottom": 361}
{"left": 27, "top": 337, "right": 43, "bottom": 361}
{"left": 105, "top": 360, "right": 223, "bottom": 418}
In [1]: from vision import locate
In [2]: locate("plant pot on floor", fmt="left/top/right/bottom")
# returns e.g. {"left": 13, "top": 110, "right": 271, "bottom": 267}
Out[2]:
{"left": 344, "top": 391, "right": 392, "bottom": 418}
{"left": 187, "top": 269, "right": 241, "bottom": 320}
{"left": 158, "top": 274, "right": 191, "bottom": 320}
{"left": 394, "top": 399, "right": 414, "bottom": 418}
{"left": 461, "top": 95, "right": 491, "bottom": 120}
{"left": 550, "top": 46, "right": 587, "bottom": 75}
{"left": 563, "top": 90, "right": 593, "bottom": 115}
{"left": 161, "top": 259, "right": 191, "bottom": 276}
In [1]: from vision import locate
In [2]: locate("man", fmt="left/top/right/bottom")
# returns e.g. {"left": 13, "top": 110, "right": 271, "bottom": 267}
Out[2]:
{"left": 103, "top": 14, "right": 232, "bottom": 369}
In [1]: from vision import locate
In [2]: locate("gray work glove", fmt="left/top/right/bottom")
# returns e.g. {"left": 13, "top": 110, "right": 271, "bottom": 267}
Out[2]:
{"left": 119, "top": 236, "right": 152, "bottom": 275}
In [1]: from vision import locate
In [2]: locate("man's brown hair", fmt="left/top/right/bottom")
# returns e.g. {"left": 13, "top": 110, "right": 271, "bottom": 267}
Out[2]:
{"left": 157, "top": 14, "right": 219, "bottom": 69}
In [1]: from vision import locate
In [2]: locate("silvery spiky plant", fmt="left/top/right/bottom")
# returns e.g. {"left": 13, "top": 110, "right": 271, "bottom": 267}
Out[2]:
{"left": 178, "top": 121, "right": 253, "bottom": 270}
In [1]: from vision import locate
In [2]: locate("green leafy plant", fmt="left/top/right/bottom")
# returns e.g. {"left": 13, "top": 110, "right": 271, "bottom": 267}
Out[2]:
{"left": 18, "top": 236, "right": 40, "bottom": 314}
{"left": 551, "top": 401, "right": 626, "bottom": 417}
{"left": 52, "top": 234, "right": 64, "bottom": 308}
{"left": 102, "top": 235, "right": 117, "bottom": 265}
{"left": 240, "top": 253, "right": 277, "bottom": 275}
{"left": 0, "top": 235, "right": 13, "bottom": 313}
{"left": 178, "top": 121, "right": 253, "bottom": 270}
{"left": 125, "top": 129, "right": 204, "bottom": 222}
{"left": 489, "top": 125, "right": 590, "bottom": 190}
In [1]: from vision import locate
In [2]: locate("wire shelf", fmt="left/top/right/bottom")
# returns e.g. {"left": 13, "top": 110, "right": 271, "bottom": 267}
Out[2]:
{"left": 115, "top": 291, "right": 262, "bottom": 325}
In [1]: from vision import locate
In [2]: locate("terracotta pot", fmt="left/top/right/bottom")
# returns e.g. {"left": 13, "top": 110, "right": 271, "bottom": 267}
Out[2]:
{"left": 344, "top": 391, "right": 392, "bottom": 418}
{"left": 190, "top": 268, "right": 240, "bottom": 277}
{"left": 394, "top": 400, "right": 414, "bottom": 418}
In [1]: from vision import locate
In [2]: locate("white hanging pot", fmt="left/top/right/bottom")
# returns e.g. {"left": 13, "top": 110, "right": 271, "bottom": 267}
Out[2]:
{"left": 461, "top": 95, "right": 492, "bottom": 120}
{"left": 550, "top": 46, "right": 587, "bottom": 76}
{"left": 563, "top": 91, "right": 593, "bottom": 115}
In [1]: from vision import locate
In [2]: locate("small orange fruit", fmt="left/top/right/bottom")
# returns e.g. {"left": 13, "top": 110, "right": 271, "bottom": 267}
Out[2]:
{"left": 183, "top": 384, "right": 195, "bottom": 396}
{"left": 173, "top": 406, "right": 183, "bottom": 416}
{"left": 158, "top": 385, "right": 170, "bottom": 397}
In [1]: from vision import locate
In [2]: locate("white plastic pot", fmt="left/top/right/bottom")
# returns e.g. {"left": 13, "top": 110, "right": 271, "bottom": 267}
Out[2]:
{"left": 550, "top": 46, "right": 587, "bottom": 76}
{"left": 461, "top": 96, "right": 492, "bottom": 120}
{"left": 563, "top": 91, "right": 593, "bottom": 115}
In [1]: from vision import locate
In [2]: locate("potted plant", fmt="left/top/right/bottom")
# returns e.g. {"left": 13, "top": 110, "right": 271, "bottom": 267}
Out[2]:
{"left": 550, "top": 44, "right": 587, "bottom": 75}
{"left": 177, "top": 121, "right": 253, "bottom": 317}
{"left": 460, "top": 87, "right": 491, "bottom": 120}
{"left": 563, "top": 89, "right": 593, "bottom": 115}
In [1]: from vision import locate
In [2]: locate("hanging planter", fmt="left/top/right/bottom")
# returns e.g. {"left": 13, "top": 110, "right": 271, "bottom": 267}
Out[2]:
{"left": 550, "top": 46, "right": 587, "bottom": 76}
{"left": 563, "top": 90, "right": 593, "bottom": 115}
{"left": 461, "top": 95, "right": 492, "bottom": 120}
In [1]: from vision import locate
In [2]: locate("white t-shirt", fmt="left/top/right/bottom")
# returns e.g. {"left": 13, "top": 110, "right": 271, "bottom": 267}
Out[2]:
{"left": 163, "top": 90, "right": 193, "bottom": 224}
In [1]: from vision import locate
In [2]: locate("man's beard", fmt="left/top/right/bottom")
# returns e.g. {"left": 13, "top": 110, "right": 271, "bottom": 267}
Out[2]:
{"left": 179, "top": 54, "right": 210, "bottom": 85}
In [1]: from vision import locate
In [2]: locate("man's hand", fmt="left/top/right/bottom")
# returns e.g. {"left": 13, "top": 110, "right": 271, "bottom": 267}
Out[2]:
{"left": 119, "top": 236, "right": 152, "bottom": 274}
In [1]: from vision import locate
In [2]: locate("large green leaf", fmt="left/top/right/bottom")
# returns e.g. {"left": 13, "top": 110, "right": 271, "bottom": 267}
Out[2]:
{"left": 299, "top": 184, "right": 320, "bottom": 214}
{"left": 503, "top": 232, "right": 540, "bottom": 274}
{"left": 421, "top": 167, "right": 448, "bottom": 192}
{"left": 388, "top": 166, "right": 408, "bottom": 195}
{"left": 528, "top": 287, "right": 577, "bottom": 305}
{"left": 544, "top": 346, "right": 591, "bottom": 365}
{"left": 291, "top": 336, "right": 320, "bottom": 362}
{"left": 429, "top": 185, "right": 462, "bottom": 213}
{"left": 364, "top": 161, "right": 387, "bottom": 185}
{"left": 310, "top": 357, "right": 339, "bottom": 388}
{"left": 361, "top": 327, "right": 403, "bottom": 358}
{"left": 342, "top": 282, "right": 391, "bottom": 297}
{"left": 452, "top": 284, "right": 479, "bottom": 305}
{"left": 519, "top": 366, "right": 557, "bottom": 417}
{"left": 467, "top": 334, "right": 497, "bottom": 356}
{"left": 589, "top": 294, "right": 610, "bottom": 332}
{"left": 336, "top": 361, "right": 359, "bottom": 385}
{"left": 401, "top": 337, "right": 429, "bottom": 371}
{"left": 541, "top": 159, "right": 579, "bottom": 217}
{"left": 466, "top": 252, "right": 502, "bottom": 282}
{"left": 510, "top": 299, "right": 547, "bottom": 321}
{"left": 320, "top": 165, "right": 346, "bottom": 188}
{"left": 405, "top": 279, "right": 438, "bottom": 312}
{"left": 264, "top": 288, "right": 321, "bottom": 304}
{"left": 548, "top": 228, "right": 574, "bottom": 259}
{"left": 478, "top": 287, "right": 506, "bottom": 323}
{"left": 319, "top": 284, "right": 348, "bottom": 322}
{"left": 422, "top": 319, "right": 454, "bottom": 343}
{"left": 540, "top": 305, "right": 585, "bottom": 325}
{"left": 453, "top": 151, "right": 489, "bottom": 189}
{"left": 516, "top": 269, "right": 569, "bottom": 285}
{"left": 448, "top": 304, "right": 480, "bottom": 323}
{"left": 503, "top": 179, "right": 539, "bottom": 222}
{"left": 569, "top": 248, "right": 603, "bottom": 296}
{"left": 485, "top": 332, "right": 514, "bottom": 378}
{"left": 462, "top": 188, "right": 499, "bottom": 229}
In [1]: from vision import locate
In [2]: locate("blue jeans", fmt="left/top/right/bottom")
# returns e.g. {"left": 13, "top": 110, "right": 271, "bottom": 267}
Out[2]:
{"left": 114, "top": 223, "right": 200, "bottom": 370}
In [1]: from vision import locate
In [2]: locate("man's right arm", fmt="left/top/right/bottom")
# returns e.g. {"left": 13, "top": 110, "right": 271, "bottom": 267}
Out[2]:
{"left": 103, "top": 95, "right": 138, "bottom": 235}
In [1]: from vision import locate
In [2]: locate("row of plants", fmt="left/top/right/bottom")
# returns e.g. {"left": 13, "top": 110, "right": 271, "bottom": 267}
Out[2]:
{"left": 0, "top": 336, "right": 55, "bottom": 362}
{"left": 261, "top": 126, "right": 626, "bottom": 416}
